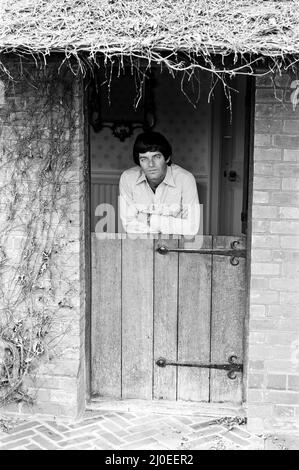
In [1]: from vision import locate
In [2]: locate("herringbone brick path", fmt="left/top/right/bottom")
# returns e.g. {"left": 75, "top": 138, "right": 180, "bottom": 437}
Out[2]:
{"left": 0, "top": 410, "right": 270, "bottom": 450}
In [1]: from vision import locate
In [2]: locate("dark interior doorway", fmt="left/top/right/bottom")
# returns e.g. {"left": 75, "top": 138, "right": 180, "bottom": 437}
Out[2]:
{"left": 87, "top": 67, "right": 253, "bottom": 405}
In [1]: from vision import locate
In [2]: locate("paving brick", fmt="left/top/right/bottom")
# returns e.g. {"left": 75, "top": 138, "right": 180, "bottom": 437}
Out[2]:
{"left": 64, "top": 443, "right": 94, "bottom": 450}
{"left": 58, "top": 435, "right": 95, "bottom": 448}
{"left": 229, "top": 427, "right": 252, "bottom": 438}
{"left": 128, "top": 414, "right": 164, "bottom": 426}
{"left": 168, "top": 417, "right": 194, "bottom": 432}
{"left": 92, "top": 438, "right": 114, "bottom": 450}
{"left": 31, "top": 434, "right": 60, "bottom": 450}
{"left": 186, "top": 434, "right": 223, "bottom": 449}
{"left": 108, "top": 414, "right": 132, "bottom": 427}
{"left": 9, "top": 421, "right": 40, "bottom": 434}
{"left": 68, "top": 416, "right": 105, "bottom": 428}
{"left": 0, "top": 410, "right": 273, "bottom": 450}
{"left": 222, "top": 431, "right": 251, "bottom": 446}
{"left": 0, "top": 429, "right": 37, "bottom": 443}
{"left": 0, "top": 438, "right": 32, "bottom": 450}
{"left": 100, "top": 419, "right": 122, "bottom": 434}
{"left": 192, "top": 425, "right": 225, "bottom": 437}
{"left": 113, "top": 412, "right": 137, "bottom": 420}
{"left": 190, "top": 420, "right": 215, "bottom": 431}
{"left": 36, "top": 425, "right": 65, "bottom": 441}
{"left": 174, "top": 416, "right": 193, "bottom": 425}
{"left": 127, "top": 422, "right": 157, "bottom": 434}
{"left": 62, "top": 424, "right": 101, "bottom": 438}
{"left": 113, "top": 429, "right": 131, "bottom": 438}
{"left": 25, "top": 443, "right": 43, "bottom": 450}
{"left": 124, "top": 428, "right": 159, "bottom": 443}
{"left": 43, "top": 421, "right": 70, "bottom": 433}
{"left": 100, "top": 431, "right": 124, "bottom": 446}
{"left": 120, "top": 437, "right": 159, "bottom": 450}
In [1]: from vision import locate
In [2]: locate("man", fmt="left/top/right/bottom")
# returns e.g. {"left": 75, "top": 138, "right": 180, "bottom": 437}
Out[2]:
{"left": 119, "top": 131, "right": 200, "bottom": 235}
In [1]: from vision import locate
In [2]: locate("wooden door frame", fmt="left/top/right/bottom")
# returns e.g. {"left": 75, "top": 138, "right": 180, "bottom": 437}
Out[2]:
{"left": 242, "top": 76, "right": 256, "bottom": 404}
{"left": 84, "top": 75, "right": 92, "bottom": 402}
{"left": 84, "top": 72, "right": 256, "bottom": 409}
{"left": 209, "top": 83, "right": 222, "bottom": 235}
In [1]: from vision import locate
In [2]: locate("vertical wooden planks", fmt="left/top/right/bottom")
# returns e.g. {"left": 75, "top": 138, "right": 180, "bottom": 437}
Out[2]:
{"left": 122, "top": 237, "right": 154, "bottom": 399}
{"left": 210, "top": 236, "right": 246, "bottom": 403}
{"left": 177, "top": 236, "right": 212, "bottom": 401}
{"left": 91, "top": 234, "right": 122, "bottom": 397}
{"left": 153, "top": 237, "right": 179, "bottom": 400}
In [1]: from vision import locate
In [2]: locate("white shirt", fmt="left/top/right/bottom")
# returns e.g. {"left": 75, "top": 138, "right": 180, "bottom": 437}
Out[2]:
{"left": 119, "top": 164, "right": 200, "bottom": 235}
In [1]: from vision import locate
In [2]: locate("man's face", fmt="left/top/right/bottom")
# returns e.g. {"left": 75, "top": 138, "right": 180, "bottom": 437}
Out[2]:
{"left": 139, "top": 151, "right": 169, "bottom": 184}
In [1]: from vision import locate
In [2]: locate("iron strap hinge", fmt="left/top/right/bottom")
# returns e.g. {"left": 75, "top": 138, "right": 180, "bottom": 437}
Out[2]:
{"left": 155, "top": 355, "right": 243, "bottom": 380}
{"left": 157, "top": 240, "right": 246, "bottom": 266}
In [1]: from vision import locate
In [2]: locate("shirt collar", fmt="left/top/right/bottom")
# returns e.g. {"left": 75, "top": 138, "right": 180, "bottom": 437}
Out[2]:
{"left": 136, "top": 165, "right": 176, "bottom": 187}
{"left": 163, "top": 165, "right": 176, "bottom": 187}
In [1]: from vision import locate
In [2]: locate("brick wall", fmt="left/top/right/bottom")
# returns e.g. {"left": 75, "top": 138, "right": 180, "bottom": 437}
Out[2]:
{"left": 0, "top": 59, "right": 87, "bottom": 419}
{"left": 247, "top": 72, "right": 299, "bottom": 430}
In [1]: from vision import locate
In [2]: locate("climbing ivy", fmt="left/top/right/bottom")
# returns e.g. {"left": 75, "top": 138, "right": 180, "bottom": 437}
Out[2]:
{"left": 0, "top": 63, "right": 81, "bottom": 405}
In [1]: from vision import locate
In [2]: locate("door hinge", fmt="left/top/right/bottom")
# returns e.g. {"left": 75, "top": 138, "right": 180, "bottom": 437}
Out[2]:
{"left": 156, "top": 355, "right": 243, "bottom": 380}
{"left": 241, "top": 211, "right": 247, "bottom": 223}
{"left": 157, "top": 239, "right": 246, "bottom": 266}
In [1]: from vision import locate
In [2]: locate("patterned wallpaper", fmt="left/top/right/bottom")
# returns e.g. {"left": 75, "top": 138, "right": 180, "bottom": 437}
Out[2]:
{"left": 90, "top": 70, "right": 212, "bottom": 176}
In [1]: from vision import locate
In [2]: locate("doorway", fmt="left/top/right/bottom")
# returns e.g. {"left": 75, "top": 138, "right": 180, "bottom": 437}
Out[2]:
{"left": 88, "top": 67, "right": 253, "bottom": 405}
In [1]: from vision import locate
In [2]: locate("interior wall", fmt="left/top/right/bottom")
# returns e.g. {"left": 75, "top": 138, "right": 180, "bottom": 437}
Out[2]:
{"left": 90, "top": 70, "right": 212, "bottom": 175}
{"left": 90, "top": 69, "right": 212, "bottom": 233}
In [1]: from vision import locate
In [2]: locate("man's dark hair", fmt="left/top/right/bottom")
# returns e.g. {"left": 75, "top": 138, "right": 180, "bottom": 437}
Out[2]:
{"left": 133, "top": 132, "right": 172, "bottom": 166}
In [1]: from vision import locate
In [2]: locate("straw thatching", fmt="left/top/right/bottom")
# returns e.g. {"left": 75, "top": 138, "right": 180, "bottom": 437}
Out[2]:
{"left": 0, "top": 1, "right": 299, "bottom": 76}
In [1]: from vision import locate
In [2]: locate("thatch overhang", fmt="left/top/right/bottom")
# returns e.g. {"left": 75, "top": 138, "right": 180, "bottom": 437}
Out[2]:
{"left": 0, "top": 0, "right": 299, "bottom": 79}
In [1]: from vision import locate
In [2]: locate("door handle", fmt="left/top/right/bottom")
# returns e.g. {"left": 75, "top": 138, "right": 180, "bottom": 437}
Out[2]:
{"left": 228, "top": 170, "right": 237, "bottom": 182}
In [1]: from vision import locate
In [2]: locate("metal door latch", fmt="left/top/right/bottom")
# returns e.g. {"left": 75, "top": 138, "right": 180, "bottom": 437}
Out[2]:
{"left": 156, "top": 355, "right": 243, "bottom": 380}
{"left": 157, "top": 240, "right": 246, "bottom": 266}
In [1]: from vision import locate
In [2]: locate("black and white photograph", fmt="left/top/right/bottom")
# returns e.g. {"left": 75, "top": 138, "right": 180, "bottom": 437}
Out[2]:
{"left": 0, "top": 0, "right": 298, "bottom": 455}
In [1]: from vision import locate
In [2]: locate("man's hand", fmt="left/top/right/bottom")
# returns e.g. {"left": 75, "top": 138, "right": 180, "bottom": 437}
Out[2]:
{"left": 137, "top": 212, "right": 148, "bottom": 226}
{"left": 150, "top": 214, "right": 162, "bottom": 232}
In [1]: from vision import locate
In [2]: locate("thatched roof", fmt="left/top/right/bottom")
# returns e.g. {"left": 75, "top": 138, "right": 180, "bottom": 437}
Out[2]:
{"left": 0, "top": 0, "right": 299, "bottom": 75}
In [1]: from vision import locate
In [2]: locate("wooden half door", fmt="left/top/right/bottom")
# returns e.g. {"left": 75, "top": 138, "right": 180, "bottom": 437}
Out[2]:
{"left": 91, "top": 234, "right": 246, "bottom": 404}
